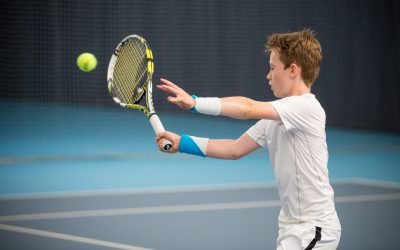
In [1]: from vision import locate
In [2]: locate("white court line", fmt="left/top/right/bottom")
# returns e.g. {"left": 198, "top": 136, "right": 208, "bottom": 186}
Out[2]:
{"left": 0, "top": 182, "right": 278, "bottom": 201}
{"left": 0, "top": 193, "right": 400, "bottom": 223}
{"left": 1, "top": 178, "right": 399, "bottom": 201}
{"left": 0, "top": 200, "right": 281, "bottom": 223}
{"left": 0, "top": 224, "right": 153, "bottom": 250}
{"left": 335, "top": 192, "right": 400, "bottom": 203}
{"left": 336, "top": 178, "right": 400, "bottom": 189}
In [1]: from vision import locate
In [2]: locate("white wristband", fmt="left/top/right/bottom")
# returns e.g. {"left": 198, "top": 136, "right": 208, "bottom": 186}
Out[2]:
{"left": 194, "top": 97, "right": 221, "bottom": 116}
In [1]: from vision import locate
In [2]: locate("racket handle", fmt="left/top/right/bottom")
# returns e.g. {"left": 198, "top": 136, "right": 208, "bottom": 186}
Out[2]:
{"left": 149, "top": 114, "right": 172, "bottom": 152}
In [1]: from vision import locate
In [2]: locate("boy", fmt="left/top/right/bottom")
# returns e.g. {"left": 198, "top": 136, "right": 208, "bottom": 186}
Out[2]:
{"left": 156, "top": 29, "right": 341, "bottom": 249}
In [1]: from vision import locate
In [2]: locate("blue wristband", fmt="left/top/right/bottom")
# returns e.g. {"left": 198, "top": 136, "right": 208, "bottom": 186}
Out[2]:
{"left": 178, "top": 134, "right": 206, "bottom": 157}
{"left": 190, "top": 95, "right": 198, "bottom": 113}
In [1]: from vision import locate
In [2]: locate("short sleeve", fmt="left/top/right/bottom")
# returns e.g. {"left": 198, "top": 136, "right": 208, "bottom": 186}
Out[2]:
{"left": 270, "top": 95, "right": 325, "bottom": 132}
{"left": 245, "top": 119, "right": 268, "bottom": 147}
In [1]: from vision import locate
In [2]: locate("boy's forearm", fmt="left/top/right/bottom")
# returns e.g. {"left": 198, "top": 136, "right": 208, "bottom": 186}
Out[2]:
{"left": 175, "top": 133, "right": 260, "bottom": 159}
{"left": 177, "top": 135, "right": 240, "bottom": 160}
{"left": 220, "top": 97, "right": 255, "bottom": 119}
{"left": 206, "top": 139, "right": 241, "bottom": 160}
{"left": 193, "top": 96, "right": 280, "bottom": 121}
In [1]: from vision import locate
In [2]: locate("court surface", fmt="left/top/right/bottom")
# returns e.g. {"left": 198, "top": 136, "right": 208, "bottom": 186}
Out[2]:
{"left": 1, "top": 102, "right": 400, "bottom": 249}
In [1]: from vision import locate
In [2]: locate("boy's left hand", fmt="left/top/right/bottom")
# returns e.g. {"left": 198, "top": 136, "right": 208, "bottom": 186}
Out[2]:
{"left": 157, "top": 78, "right": 195, "bottom": 110}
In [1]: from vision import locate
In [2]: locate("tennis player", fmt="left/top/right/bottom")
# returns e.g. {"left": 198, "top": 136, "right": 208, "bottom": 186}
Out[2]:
{"left": 156, "top": 29, "right": 341, "bottom": 249}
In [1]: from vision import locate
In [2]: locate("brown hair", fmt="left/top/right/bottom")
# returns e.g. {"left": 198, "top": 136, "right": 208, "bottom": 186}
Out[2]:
{"left": 265, "top": 29, "right": 322, "bottom": 87}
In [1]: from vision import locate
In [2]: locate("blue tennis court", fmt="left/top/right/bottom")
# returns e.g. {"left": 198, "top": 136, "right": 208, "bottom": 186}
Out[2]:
{"left": 1, "top": 102, "right": 399, "bottom": 249}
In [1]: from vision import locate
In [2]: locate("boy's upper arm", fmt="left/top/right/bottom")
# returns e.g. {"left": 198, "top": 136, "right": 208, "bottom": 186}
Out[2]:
{"left": 249, "top": 101, "right": 281, "bottom": 121}
{"left": 235, "top": 133, "right": 262, "bottom": 157}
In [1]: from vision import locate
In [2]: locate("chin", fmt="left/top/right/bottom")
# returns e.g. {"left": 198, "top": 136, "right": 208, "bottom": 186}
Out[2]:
{"left": 273, "top": 91, "right": 282, "bottom": 98}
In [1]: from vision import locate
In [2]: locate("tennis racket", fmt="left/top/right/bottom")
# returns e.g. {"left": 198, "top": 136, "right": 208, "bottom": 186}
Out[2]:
{"left": 107, "top": 35, "right": 172, "bottom": 151}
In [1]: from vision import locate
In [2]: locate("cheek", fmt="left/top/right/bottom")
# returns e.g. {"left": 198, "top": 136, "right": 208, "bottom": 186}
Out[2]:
{"left": 273, "top": 71, "right": 289, "bottom": 85}
{"left": 270, "top": 72, "right": 289, "bottom": 95}
{"left": 270, "top": 71, "right": 281, "bottom": 85}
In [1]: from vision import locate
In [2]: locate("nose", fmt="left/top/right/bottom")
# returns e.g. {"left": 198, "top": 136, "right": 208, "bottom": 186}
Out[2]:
{"left": 266, "top": 72, "right": 271, "bottom": 82}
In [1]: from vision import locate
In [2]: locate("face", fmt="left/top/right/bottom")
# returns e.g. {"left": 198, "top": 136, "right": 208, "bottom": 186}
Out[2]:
{"left": 266, "top": 50, "right": 293, "bottom": 98}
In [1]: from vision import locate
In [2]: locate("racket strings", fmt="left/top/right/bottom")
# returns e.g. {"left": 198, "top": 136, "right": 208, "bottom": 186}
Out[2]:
{"left": 112, "top": 40, "right": 148, "bottom": 104}
{"left": 129, "top": 41, "right": 148, "bottom": 100}
{"left": 114, "top": 48, "right": 145, "bottom": 102}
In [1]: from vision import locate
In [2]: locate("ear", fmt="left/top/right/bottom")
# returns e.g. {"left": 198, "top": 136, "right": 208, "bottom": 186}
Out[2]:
{"left": 289, "top": 63, "right": 300, "bottom": 78}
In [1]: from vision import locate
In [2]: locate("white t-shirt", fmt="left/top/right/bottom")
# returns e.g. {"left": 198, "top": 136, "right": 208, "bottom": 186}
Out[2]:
{"left": 246, "top": 93, "right": 341, "bottom": 230}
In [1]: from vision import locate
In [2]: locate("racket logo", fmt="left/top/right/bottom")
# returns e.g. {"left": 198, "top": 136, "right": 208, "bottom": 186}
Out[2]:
{"left": 164, "top": 144, "right": 172, "bottom": 151}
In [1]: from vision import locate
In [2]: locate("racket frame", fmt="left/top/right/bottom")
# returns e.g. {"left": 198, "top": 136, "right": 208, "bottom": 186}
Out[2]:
{"left": 107, "top": 35, "right": 171, "bottom": 151}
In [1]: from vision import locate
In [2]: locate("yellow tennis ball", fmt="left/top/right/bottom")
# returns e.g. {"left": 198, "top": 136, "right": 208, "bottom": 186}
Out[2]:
{"left": 77, "top": 52, "right": 97, "bottom": 72}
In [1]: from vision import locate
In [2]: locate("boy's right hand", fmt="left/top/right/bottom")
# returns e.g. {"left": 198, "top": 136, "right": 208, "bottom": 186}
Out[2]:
{"left": 157, "top": 78, "right": 195, "bottom": 110}
{"left": 156, "top": 131, "right": 180, "bottom": 153}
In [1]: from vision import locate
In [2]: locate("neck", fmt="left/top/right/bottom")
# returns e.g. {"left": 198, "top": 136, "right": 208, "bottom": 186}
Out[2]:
{"left": 288, "top": 80, "right": 310, "bottom": 96}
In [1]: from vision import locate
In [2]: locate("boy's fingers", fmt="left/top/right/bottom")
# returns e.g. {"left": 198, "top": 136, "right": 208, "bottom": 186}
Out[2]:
{"left": 157, "top": 132, "right": 165, "bottom": 139}
{"left": 167, "top": 96, "right": 179, "bottom": 104}
{"left": 160, "top": 78, "right": 181, "bottom": 90}
{"left": 157, "top": 84, "right": 178, "bottom": 94}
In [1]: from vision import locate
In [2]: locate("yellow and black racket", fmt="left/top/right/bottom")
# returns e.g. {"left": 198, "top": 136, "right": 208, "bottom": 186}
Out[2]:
{"left": 107, "top": 35, "right": 172, "bottom": 151}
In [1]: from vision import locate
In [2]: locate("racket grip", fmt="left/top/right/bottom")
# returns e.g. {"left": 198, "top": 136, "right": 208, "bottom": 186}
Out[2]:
{"left": 149, "top": 114, "right": 172, "bottom": 152}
